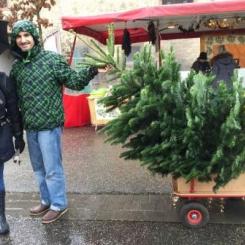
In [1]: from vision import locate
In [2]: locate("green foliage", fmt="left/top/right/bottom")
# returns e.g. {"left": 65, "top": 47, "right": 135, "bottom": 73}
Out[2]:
{"left": 75, "top": 24, "right": 126, "bottom": 81}
{"left": 102, "top": 47, "right": 245, "bottom": 190}
{"left": 78, "top": 25, "right": 245, "bottom": 190}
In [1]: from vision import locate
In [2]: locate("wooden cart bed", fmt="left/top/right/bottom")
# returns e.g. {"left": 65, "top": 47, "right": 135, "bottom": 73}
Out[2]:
{"left": 172, "top": 173, "right": 245, "bottom": 198}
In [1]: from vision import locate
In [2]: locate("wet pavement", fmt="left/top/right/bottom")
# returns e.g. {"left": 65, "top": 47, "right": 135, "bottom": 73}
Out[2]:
{"left": 1, "top": 218, "right": 245, "bottom": 245}
{"left": 1, "top": 127, "right": 245, "bottom": 244}
{"left": 5, "top": 127, "right": 169, "bottom": 194}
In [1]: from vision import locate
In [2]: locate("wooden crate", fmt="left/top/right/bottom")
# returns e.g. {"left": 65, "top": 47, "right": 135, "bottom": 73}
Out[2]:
{"left": 173, "top": 173, "right": 245, "bottom": 196}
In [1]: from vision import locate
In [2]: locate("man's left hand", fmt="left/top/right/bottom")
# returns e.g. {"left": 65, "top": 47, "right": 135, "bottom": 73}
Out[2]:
{"left": 98, "top": 65, "right": 112, "bottom": 73}
{"left": 15, "top": 136, "right": 25, "bottom": 153}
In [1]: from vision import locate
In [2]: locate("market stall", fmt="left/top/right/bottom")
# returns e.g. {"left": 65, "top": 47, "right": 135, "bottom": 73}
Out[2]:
{"left": 62, "top": 0, "right": 245, "bottom": 127}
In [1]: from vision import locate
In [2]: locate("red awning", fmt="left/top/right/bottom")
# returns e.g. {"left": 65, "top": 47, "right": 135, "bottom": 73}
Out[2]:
{"left": 62, "top": 0, "right": 245, "bottom": 44}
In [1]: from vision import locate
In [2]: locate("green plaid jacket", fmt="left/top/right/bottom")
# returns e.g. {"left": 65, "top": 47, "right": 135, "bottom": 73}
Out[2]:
{"left": 10, "top": 48, "right": 97, "bottom": 131}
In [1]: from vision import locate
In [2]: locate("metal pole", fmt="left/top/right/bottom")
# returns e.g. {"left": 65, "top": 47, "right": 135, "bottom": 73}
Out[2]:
{"left": 155, "top": 20, "right": 162, "bottom": 67}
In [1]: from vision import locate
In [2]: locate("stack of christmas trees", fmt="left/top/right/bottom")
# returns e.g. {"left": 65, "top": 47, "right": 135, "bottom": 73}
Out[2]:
{"left": 80, "top": 28, "right": 245, "bottom": 190}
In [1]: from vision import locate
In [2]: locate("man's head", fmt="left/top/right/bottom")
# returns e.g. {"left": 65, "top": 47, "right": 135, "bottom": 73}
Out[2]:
{"left": 198, "top": 52, "right": 207, "bottom": 60}
{"left": 11, "top": 20, "right": 40, "bottom": 53}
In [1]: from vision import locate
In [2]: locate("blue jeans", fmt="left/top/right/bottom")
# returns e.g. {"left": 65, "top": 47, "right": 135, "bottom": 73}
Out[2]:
{"left": 0, "top": 163, "right": 4, "bottom": 192}
{"left": 26, "top": 127, "right": 67, "bottom": 211}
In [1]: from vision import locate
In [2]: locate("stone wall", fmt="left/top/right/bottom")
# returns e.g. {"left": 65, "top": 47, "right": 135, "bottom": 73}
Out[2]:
{"left": 59, "top": 0, "right": 160, "bottom": 16}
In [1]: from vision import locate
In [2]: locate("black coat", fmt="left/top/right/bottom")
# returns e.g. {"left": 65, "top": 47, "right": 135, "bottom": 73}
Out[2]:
{"left": 191, "top": 59, "right": 210, "bottom": 74}
{"left": 211, "top": 53, "right": 237, "bottom": 88}
{"left": 0, "top": 72, "right": 23, "bottom": 163}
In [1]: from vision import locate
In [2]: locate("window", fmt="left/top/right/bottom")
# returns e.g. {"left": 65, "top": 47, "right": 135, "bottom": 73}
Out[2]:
{"left": 162, "top": 0, "right": 193, "bottom": 4}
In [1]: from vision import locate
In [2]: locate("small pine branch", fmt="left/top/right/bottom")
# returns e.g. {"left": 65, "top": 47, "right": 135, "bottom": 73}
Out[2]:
{"left": 71, "top": 24, "right": 126, "bottom": 79}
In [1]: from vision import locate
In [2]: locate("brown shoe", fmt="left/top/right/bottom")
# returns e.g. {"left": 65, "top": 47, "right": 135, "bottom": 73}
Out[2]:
{"left": 42, "top": 208, "right": 68, "bottom": 224}
{"left": 30, "top": 204, "right": 50, "bottom": 216}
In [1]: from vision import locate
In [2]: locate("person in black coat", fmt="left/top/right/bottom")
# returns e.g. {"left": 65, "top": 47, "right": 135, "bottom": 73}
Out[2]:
{"left": 191, "top": 52, "right": 211, "bottom": 74}
{"left": 211, "top": 45, "right": 237, "bottom": 88}
{"left": 0, "top": 72, "right": 25, "bottom": 235}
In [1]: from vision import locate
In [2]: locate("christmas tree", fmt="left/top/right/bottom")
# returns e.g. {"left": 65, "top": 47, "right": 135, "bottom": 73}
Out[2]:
{"left": 80, "top": 27, "right": 245, "bottom": 190}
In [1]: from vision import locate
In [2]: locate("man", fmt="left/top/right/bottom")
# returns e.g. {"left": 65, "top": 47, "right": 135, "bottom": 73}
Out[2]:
{"left": 0, "top": 72, "right": 25, "bottom": 234}
{"left": 10, "top": 20, "right": 105, "bottom": 224}
{"left": 211, "top": 45, "right": 237, "bottom": 88}
{"left": 191, "top": 51, "right": 210, "bottom": 74}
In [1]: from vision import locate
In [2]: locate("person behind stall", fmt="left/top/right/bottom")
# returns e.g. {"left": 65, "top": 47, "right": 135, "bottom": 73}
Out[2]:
{"left": 211, "top": 45, "right": 237, "bottom": 88}
{"left": 0, "top": 72, "right": 25, "bottom": 235}
{"left": 9, "top": 20, "right": 109, "bottom": 225}
{"left": 191, "top": 52, "right": 210, "bottom": 74}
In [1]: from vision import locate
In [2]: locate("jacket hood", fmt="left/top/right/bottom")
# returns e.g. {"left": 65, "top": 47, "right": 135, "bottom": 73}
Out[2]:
{"left": 10, "top": 20, "right": 40, "bottom": 57}
{"left": 213, "top": 53, "right": 234, "bottom": 66}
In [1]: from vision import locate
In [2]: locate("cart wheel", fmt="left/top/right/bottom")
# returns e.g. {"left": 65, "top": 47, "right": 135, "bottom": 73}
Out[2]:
{"left": 179, "top": 202, "right": 209, "bottom": 228}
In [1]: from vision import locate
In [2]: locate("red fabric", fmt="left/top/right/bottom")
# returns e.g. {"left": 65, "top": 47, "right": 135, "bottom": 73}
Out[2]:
{"left": 63, "top": 94, "right": 91, "bottom": 128}
{"left": 62, "top": 0, "right": 245, "bottom": 44}
{"left": 62, "top": 1, "right": 245, "bottom": 27}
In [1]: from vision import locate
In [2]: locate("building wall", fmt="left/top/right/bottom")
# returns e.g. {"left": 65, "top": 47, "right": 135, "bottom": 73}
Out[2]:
{"left": 44, "top": 0, "right": 160, "bottom": 28}
{"left": 58, "top": 0, "right": 160, "bottom": 16}
{"left": 48, "top": 0, "right": 162, "bottom": 59}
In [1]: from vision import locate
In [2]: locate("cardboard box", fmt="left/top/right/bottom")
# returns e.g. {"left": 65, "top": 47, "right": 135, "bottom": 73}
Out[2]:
{"left": 87, "top": 96, "right": 109, "bottom": 127}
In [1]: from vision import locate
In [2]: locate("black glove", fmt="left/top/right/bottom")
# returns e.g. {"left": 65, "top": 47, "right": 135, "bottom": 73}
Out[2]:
{"left": 14, "top": 136, "right": 25, "bottom": 153}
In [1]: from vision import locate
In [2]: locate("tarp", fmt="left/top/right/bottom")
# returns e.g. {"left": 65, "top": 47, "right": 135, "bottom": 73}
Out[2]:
{"left": 62, "top": 0, "right": 245, "bottom": 44}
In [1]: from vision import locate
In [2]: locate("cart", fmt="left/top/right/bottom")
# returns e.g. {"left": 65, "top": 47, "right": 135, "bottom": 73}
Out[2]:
{"left": 172, "top": 173, "right": 245, "bottom": 228}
